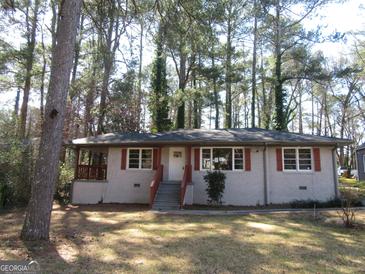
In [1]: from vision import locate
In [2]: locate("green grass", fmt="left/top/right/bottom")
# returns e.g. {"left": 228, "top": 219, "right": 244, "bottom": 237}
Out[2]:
{"left": 339, "top": 177, "right": 365, "bottom": 190}
{"left": 1, "top": 204, "right": 365, "bottom": 273}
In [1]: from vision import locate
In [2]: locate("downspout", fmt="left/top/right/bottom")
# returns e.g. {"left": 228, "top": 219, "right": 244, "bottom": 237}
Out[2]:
{"left": 332, "top": 144, "right": 339, "bottom": 198}
{"left": 263, "top": 143, "right": 268, "bottom": 205}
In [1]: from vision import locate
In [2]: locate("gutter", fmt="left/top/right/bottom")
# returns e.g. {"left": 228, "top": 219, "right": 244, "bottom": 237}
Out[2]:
{"left": 332, "top": 144, "right": 339, "bottom": 198}
{"left": 263, "top": 143, "right": 268, "bottom": 205}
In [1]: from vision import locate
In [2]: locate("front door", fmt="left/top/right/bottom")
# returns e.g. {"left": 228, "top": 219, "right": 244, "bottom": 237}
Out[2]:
{"left": 168, "top": 147, "right": 185, "bottom": 181}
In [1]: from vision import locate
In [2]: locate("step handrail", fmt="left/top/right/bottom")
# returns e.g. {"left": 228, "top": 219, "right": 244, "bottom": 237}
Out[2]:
{"left": 150, "top": 165, "right": 164, "bottom": 208}
{"left": 180, "top": 164, "right": 192, "bottom": 208}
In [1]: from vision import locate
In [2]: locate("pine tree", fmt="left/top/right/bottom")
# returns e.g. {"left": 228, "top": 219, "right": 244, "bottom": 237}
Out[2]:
{"left": 150, "top": 26, "right": 171, "bottom": 132}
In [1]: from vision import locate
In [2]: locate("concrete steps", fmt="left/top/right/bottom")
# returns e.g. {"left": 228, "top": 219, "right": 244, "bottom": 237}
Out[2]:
{"left": 152, "top": 181, "right": 181, "bottom": 211}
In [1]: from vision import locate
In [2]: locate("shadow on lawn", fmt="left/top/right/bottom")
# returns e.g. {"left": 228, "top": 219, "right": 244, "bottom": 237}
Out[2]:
{"left": 2, "top": 205, "right": 364, "bottom": 273}
{"left": 48, "top": 206, "right": 365, "bottom": 273}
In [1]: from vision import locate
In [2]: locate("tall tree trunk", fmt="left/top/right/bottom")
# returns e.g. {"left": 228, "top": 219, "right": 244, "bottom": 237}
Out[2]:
{"left": 251, "top": 0, "right": 258, "bottom": 128}
{"left": 21, "top": 0, "right": 82, "bottom": 240}
{"left": 14, "top": 88, "right": 20, "bottom": 118}
{"left": 192, "top": 62, "right": 200, "bottom": 129}
{"left": 298, "top": 82, "right": 303, "bottom": 134}
{"left": 311, "top": 85, "right": 315, "bottom": 135}
{"left": 137, "top": 20, "right": 144, "bottom": 131}
{"left": 225, "top": 5, "right": 232, "bottom": 129}
{"left": 176, "top": 44, "right": 187, "bottom": 129}
{"left": 260, "top": 45, "right": 269, "bottom": 129}
{"left": 84, "top": 67, "right": 96, "bottom": 136}
{"left": 18, "top": 0, "right": 40, "bottom": 139}
{"left": 211, "top": 53, "right": 219, "bottom": 129}
{"left": 40, "top": 28, "right": 47, "bottom": 124}
{"left": 96, "top": 0, "right": 122, "bottom": 134}
{"left": 273, "top": 0, "right": 285, "bottom": 131}
{"left": 50, "top": 0, "right": 58, "bottom": 52}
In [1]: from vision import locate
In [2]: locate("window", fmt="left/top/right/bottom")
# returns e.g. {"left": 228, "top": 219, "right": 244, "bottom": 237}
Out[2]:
{"left": 298, "top": 149, "right": 312, "bottom": 170}
{"left": 283, "top": 148, "right": 296, "bottom": 170}
{"left": 201, "top": 148, "right": 244, "bottom": 171}
{"left": 213, "top": 148, "right": 232, "bottom": 170}
{"left": 283, "top": 148, "right": 312, "bottom": 172}
{"left": 202, "top": 149, "right": 211, "bottom": 170}
{"left": 363, "top": 155, "right": 365, "bottom": 172}
{"left": 234, "top": 148, "right": 244, "bottom": 170}
{"left": 128, "top": 148, "right": 153, "bottom": 169}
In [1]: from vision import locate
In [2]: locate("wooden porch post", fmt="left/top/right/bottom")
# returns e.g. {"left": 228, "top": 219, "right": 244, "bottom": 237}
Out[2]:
{"left": 158, "top": 147, "right": 162, "bottom": 180}
{"left": 186, "top": 145, "right": 192, "bottom": 183}
{"left": 87, "top": 150, "right": 92, "bottom": 179}
{"left": 74, "top": 147, "right": 80, "bottom": 179}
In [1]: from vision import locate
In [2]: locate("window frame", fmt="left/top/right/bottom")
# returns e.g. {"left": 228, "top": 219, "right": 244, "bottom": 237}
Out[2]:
{"left": 282, "top": 147, "right": 313, "bottom": 172}
{"left": 363, "top": 154, "right": 365, "bottom": 173}
{"left": 127, "top": 148, "right": 153, "bottom": 170}
{"left": 200, "top": 147, "right": 245, "bottom": 171}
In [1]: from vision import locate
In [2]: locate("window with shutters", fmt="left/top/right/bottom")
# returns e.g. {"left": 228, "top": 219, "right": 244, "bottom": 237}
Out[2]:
{"left": 200, "top": 147, "right": 244, "bottom": 171}
{"left": 128, "top": 148, "right": 153, "bottom": 170}
{"left": 283, "top": 148, "right": 312, "bottom": 172}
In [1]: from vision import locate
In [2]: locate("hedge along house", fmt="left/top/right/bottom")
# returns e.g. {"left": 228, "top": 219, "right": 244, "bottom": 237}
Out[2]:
{"left": 356, "top": 143, "right": 365, "bottom": 181}
{"left": 68, "top": 128, "right": 351, "bottom": 210}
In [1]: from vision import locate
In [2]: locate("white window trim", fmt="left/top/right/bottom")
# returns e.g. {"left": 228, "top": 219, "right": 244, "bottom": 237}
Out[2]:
{"left": 127, "top": 148, "right": 153, "bottom": 170}
{"left": 282, "top": 147, "right": 313, "bottom": 173}
{"left": 200, "top": 147, "right": 245, "bottom": 172}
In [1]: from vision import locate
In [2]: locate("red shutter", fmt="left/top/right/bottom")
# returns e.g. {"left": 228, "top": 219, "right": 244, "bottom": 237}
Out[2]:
{"left": 121, "top": 148, "right": 127, "bottom": 170}
{"left": 245, "top": 148, "right": 251, "bottom": 171}
{"left": 276, "top": 148, "right": 283, "bottom": 171}
{"left": 313, "top": 148, "right": 321, "bottom": 171}
{"left": 153, "top": 148, "right": 159, "bottom": 170}
{"left": 194, "top": 148, "right": 200, "bottom": 171}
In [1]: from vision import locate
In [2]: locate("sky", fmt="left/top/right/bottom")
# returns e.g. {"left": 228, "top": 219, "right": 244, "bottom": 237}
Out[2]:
{"left": 0, "top": 0, "right": 364, "bottom": 118}
{"left": 305, "top": 0, "right": 364, "bottom": 58}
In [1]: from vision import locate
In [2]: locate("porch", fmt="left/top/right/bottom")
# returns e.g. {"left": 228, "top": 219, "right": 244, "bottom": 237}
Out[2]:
{"left": 71, "top": 145, "right": 193, "bottom": 209}
{"left": 74, "top": 147, "right": 108, "bottom": 181}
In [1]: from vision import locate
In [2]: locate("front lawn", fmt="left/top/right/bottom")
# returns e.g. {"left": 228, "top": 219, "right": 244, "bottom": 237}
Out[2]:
{"left": 1, "top": 204, "right": 365, "bottom": 273}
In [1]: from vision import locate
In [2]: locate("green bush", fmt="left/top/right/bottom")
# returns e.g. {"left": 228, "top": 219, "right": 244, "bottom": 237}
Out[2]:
{"left": 289, "top": 197, "right": 363, "bottom": 209}
{"left": 55, "top": 162, "right": 74, "bottom": 204}
{"left": 0, "top": 141, "right": 29, "bottom": 207}
{"left": 204, "top": 170, "right": 226, "bottom": 205}
{"left": 0, "top": 173, "right": 14, "bottom": 207}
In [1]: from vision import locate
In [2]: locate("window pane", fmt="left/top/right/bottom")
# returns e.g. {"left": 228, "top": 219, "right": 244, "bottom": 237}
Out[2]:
{"left": 298, "top": 149, "right": 311, "bottom": 170}
{"left": 141, "top": 149, "right": 152, "bottom": 169}
{"left": 202, "top": 149, "right": 211, "bottom": 169}
{"left": 284, "top": 149, "right": 297, "bottom": 170}
{"left": 234, "top": 148, "right": 244, "bottom": 170}
{"left": 213, "top": 148, "right": 232, "bottom": 170}
{"left": 129, "top": 149, "right": 140, "bottom": 168}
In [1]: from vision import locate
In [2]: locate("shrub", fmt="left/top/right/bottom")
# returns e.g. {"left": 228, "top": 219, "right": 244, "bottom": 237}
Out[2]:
{"left": 0, "top": 141, "right": 29, "bottom": 207}
{"left": 0, "top": 172, "right": 14, "bottom": 208}
{"left": 289, "top": 197, "right": 362, "bottom": 209}
{"left": 55, "top": 162, "right": 74, "bottom": 204}
{"left": 204, "top": 170, "right": 226, "bottom": 205}
{"left": 338, "top": 189, "right": 363, "bottom": 228}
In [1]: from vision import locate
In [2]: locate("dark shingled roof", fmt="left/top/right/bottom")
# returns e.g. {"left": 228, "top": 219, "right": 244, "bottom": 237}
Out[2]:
{"left": 69, "top": 128, "right": 352, "bottom": 147}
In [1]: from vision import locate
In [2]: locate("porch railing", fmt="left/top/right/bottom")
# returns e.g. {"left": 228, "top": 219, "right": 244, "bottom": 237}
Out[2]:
{"left": 76, "top": 165, "right": 107, "bottom": 180}
{"left": 180, "top": 164, "right": 192, "bottom": 208}
{"left": 150, "top": 165, "right": 164, "bottom": 208}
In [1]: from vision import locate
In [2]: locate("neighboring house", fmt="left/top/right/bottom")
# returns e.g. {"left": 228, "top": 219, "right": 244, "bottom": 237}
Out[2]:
{"left": 68, "top": 128, "right": 351, "bottom": 210}
{"left": 356, "top": 143, "right": 365, "bottom": 181}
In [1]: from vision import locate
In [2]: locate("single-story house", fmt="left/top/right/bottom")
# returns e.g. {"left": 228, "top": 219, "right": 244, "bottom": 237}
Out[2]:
{"left": 68, "top": 128, "right": 351, "bottom": 210}
{"left": 356, "top": 143, "right": 365, "bottom": 181}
